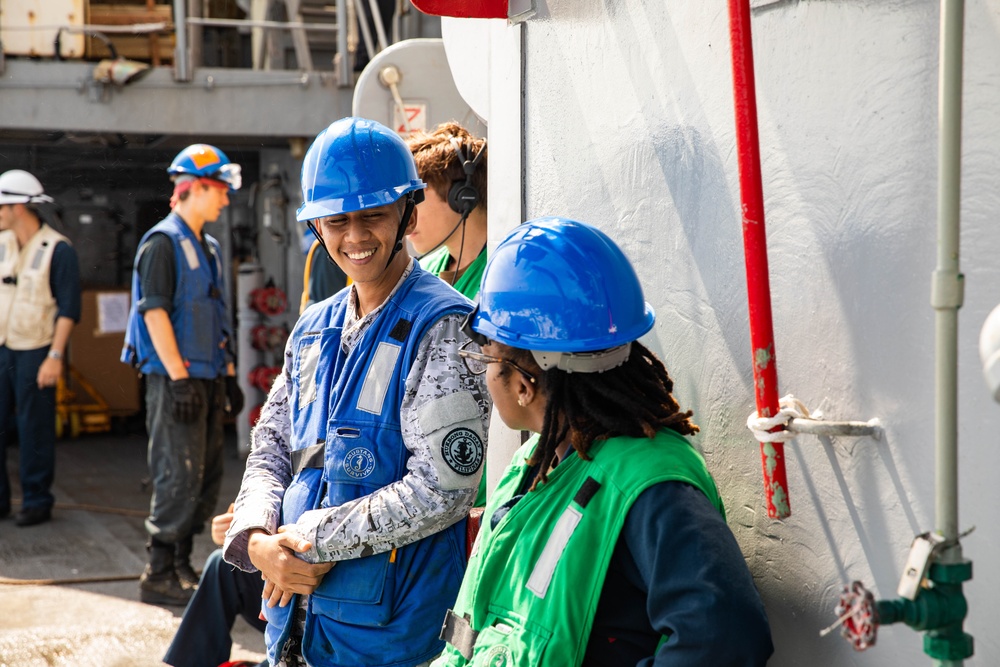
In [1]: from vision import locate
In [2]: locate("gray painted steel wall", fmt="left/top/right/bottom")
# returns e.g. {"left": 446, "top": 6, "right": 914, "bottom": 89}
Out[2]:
{"left": 444, "top": 1, "right": 1000, "bottom": 665}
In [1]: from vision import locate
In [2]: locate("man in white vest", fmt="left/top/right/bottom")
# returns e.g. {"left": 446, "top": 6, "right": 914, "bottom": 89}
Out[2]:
{"left": 0, "top": 169, "right": 81, "bottom": 527}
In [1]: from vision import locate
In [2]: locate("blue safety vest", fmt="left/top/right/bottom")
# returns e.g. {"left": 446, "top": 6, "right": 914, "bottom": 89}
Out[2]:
{"left": 121, "top": 212, "right": 229, "bottom": 379}
{"left": 266, "top": 264, "right": 474, "bottom": 667}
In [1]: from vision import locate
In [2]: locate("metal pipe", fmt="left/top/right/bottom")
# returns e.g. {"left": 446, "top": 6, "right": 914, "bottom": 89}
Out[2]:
{"left": 0, "top": 72, "right": 310, "bottom": 90}
{"left": 353, "top": 0, "right": 378, "bottom": 63}
{"left": 187, "top": 0, "right": 202, "bottom": 77}
{"left": 172, "top": 0, "right": 190, "bottom": 82}
{"left": 933, "top": 0, "right": 965, "bottom": 565}
{"left": 826, "top": 3, "right": 973, "bottom": 662}
{"left": 336, "top": 0, "right": 351, "bottom": 87}
{"left": 392, "top": 0, "right": 403, "bottom": 44}
{"left": 726, "top": 0, "right": 790, "bottom": 519}
{"left": 199, "top": 73, "right": 310, "bottom": 89}
{"left": 186, "top": 17, "right": 340, "bottom": 31}
{"left": 3, "top": 22, "right": 167, "bottom": 34}
{"left": 368, "top": 0, "right": 389, "bottom": 52}
{"left": 929, "top": 1, "right": 972, "bottom": 664}
{"left": 786, "top": 418, "right": 881, "bottom": 439}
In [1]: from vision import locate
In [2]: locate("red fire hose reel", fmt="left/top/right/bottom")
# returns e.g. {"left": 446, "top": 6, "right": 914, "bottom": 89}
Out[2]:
{"left": 250, "top": 325, "right": 289, "bottom": 352}
{"left": 248, "top": 365, "right": 282, "bottom": 394}
{"left": 249, "top": 283, "right": 287, "bottom": 317}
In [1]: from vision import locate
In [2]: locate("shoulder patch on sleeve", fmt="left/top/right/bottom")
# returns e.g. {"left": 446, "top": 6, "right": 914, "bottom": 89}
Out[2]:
{"left": 442, "top": 427, "right": 484, "bottom": 476}
{"left": 418, "top": 391, "right": 487, "bottom": 491}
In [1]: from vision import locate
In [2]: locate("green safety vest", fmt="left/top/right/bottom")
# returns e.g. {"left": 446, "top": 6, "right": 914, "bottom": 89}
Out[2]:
{"left": 419, "top": 246, "right": 487, "bottom": 302}
{"left": 434, "top": 429, "right": 724, "bottom": 667}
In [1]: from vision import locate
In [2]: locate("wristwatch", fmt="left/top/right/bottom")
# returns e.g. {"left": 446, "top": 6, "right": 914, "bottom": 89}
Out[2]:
{"left": 47, "top": 349, "right": 63, "bottom": 360}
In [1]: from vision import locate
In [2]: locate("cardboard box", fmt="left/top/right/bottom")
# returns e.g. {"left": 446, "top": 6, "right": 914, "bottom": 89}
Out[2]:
{"left": 69, "top": 289, "right": 141, "bottom": 415}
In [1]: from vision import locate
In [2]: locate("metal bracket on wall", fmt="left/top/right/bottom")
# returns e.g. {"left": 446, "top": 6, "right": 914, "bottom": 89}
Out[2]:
{"left": 509, "top": 0, "right": 537, "bottom": 23}
{"left": 786, "top": 417, "right": 882, "bottom": 439}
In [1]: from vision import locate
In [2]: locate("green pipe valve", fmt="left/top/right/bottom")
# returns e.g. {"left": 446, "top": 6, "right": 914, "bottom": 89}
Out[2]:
{"left": 827, "top": 560, "right": 973, "bottom": 662}
{"left": 876, "top": 561, "right": 973, "bottom": 662}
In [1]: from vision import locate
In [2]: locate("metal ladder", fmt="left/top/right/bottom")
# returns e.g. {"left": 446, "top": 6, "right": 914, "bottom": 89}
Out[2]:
{"left": 263, "top": 0, "right": 396, "bottom": 72}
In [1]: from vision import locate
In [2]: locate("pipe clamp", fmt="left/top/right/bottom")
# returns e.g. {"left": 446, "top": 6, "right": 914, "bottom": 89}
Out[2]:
{"left": 931, "top": 269, "right": 964, "bottom": 309}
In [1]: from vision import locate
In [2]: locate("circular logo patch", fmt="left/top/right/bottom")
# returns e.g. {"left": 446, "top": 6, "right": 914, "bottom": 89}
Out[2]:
{"left": 344, "top": 447, "right": 375, "bottom": 479}
{"left": 486, "top": 646, "right": 512, "bottom": 667}
{"left": 441, "top": 427, "right": 484, "bottom": 476}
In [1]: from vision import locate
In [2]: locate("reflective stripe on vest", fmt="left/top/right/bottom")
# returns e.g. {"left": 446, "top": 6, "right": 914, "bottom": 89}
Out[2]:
{"left": 120, "top": 213, "right": 228, "bottom": 378}
{"left": 264, "top": 264, "right": 475, "bottom": 667}
{"left": 439, "top": 430, "right": 724, "bottom": 667}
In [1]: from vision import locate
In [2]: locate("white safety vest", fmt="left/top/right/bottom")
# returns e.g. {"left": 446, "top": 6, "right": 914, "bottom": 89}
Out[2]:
{"left": 0, "top": 224, "right": 69, "bottom": 350}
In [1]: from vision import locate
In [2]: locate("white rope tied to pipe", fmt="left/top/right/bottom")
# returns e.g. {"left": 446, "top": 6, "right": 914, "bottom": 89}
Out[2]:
{"left": 746, "top": 394, "right": 821, "bottom": 443}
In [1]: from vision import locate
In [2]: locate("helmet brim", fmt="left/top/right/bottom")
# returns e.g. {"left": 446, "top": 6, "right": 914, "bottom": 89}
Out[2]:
{"left": 296, "top": 182, "right": 425, "bottom": 223}
{"left": 0, "top": 193, "right": 53, "bottom": 206}
{"left": 471, "top": 302, "right": 655, "bottom": 353}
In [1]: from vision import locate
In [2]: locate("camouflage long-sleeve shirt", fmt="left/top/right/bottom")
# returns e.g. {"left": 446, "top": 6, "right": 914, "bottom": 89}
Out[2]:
{"left": 224, "top": 260, "right": 491, "bottom": 569}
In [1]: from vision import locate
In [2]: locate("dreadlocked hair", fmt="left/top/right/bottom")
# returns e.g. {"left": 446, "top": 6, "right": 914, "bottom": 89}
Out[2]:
{"left": 496, "top": 341, "right": 699, "bottom": 491}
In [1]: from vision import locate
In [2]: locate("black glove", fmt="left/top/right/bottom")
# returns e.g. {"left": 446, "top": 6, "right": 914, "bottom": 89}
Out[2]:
{"left": 225, "top": 376, "right": 245, "bottom": 416}
{"left": 169, "top": 378, "right": 203, "bottom": 423}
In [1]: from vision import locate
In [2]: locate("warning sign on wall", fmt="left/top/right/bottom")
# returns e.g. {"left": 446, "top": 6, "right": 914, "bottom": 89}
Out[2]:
{"left": 392, "top": 102, "right": 428, "bottom": 136}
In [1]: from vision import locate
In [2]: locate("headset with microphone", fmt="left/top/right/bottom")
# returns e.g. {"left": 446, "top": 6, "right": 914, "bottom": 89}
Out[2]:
{"left": 447, "top": 136, "right": 484, "bottom": 216}
{"left": 416, "top": 136, "right": 486, "bottom": 271}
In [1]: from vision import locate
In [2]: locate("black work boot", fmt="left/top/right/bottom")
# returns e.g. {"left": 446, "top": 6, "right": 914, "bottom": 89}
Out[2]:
{"left": 139, "top": 539, "right": 193, "bottom": 606}
{"left": 174, "top": 535, "right": 200, "bottom": 590}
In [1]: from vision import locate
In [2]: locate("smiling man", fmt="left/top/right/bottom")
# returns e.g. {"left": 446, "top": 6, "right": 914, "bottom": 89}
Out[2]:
{"left": 224, "top": 117, "right": 491, "bottom": 667}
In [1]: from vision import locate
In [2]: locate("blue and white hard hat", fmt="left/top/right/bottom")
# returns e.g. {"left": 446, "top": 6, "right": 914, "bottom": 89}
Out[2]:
{"left": 168, "top": 144, "right": 242, "bottom": 191}
{"left": 468, "top": 217, "right": 655, "bottom": 373}
{"left": 296, "top": 117, "right": 425, "bottom": 223}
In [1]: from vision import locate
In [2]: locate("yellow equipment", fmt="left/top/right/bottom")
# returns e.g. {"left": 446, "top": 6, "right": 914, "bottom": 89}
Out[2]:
{"left": 56, "top": 365, "right": 112, "bottom": 439}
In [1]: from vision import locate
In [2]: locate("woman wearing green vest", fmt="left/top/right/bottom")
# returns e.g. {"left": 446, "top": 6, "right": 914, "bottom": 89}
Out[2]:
{"left": 437, "top": 217, "right": 773, "bottom": 666}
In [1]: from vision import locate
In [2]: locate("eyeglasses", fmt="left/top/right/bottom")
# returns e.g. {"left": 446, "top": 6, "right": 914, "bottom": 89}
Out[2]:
{"left": 458, "top": 340, "right": 537, "bottom": 384}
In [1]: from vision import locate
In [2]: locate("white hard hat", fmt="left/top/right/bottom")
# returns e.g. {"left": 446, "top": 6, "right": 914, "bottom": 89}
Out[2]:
{"left": 0, "top": 169, "right": 54, "bottom": 206}
{"left": 980, "top": 304, "right": 1000, "bottom": 403}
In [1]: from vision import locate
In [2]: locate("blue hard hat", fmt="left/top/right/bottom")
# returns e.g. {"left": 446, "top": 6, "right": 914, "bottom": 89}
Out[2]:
{"left": 168, "top": 144, "right": 242, "bottom": 190}
{"left": 296, "top": 117, "right": 425, "bottom": 223}
{"left": 471, "top": 217, "right": 655, "bottom": 354}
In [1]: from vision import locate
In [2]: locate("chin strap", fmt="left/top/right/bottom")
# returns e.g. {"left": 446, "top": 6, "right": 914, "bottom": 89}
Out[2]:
{"left": 384, "top": 192, "right": 421, "bottom": 272}
{"left": 306, "top": 221, "right": 336, "bottom": 265}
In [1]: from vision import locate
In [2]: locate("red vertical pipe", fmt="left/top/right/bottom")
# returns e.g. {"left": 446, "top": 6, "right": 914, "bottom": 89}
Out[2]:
{"left": 727, "top": 0, "right": 790, "bottom": 519}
